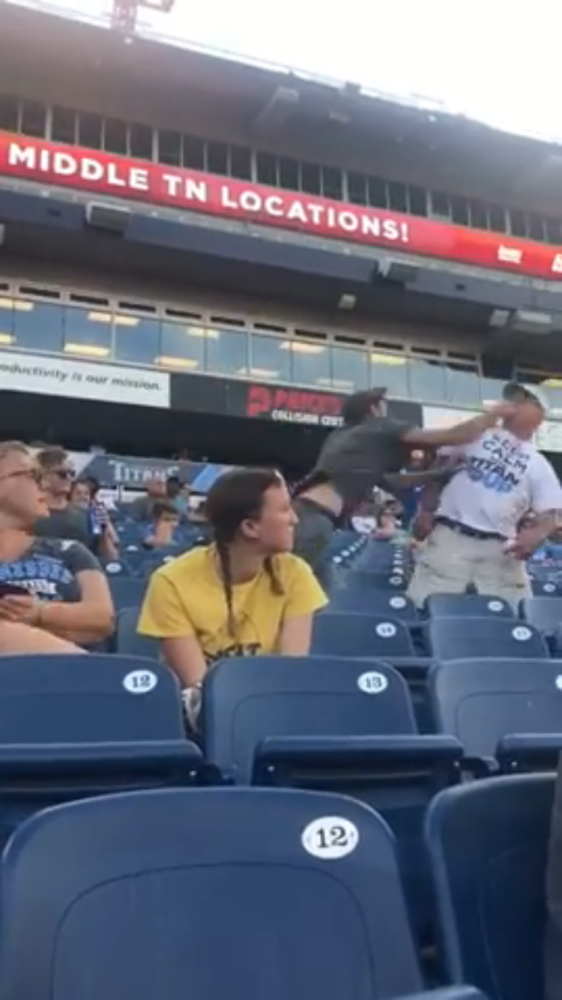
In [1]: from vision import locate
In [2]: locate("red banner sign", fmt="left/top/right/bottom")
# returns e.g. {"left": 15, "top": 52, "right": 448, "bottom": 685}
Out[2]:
{"left": 1, "top": 131, "right": 561, "bottom": 281}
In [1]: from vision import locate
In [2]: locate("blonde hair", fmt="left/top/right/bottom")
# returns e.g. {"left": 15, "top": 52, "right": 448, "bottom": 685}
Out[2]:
{"left": 0, "top": 441, "right": 31, "bottom": 464}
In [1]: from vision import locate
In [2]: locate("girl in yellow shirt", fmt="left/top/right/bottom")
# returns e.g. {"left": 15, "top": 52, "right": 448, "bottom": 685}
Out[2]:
{"left": 138, "top": 468, "right": 327, "bottom": 694}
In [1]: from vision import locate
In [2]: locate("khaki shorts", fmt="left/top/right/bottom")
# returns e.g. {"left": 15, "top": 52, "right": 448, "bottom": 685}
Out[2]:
{"left": 407, "top": 523, "right": 531, "bottom": 611}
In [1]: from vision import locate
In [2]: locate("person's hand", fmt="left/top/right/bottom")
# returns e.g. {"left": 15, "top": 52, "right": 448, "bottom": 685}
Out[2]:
{"left": 483, "top": 401, "right": 518, "bottom": 423}
{"left": 0, "top": 595, "right": 41, "bottom": 625}
{"left": 507, "top": 531, "right": 541, "bottom": 560}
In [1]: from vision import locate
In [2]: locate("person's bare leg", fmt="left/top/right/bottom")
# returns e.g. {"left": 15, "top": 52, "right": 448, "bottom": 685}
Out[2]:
{"left": 0, "top": 622, "right": 85, "bottom": 654}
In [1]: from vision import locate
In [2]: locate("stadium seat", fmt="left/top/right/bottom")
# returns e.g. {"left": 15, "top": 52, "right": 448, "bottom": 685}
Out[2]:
{"left": 116, "top": 607, "right": 159, "bottom": 659}
{"left": 531, "top": 579, "right": 562, "bottom": 597}
{"left": 429, "top": 658, "right": 562, "bottom": 771}
{"left": 108, "top": 576, "right": 148, "bottom": 612}
{"left": 312, "top": 612, "right": 415, "bottom": 657}
{"left": 522, "top": 597, "right": 562, "bottom": 635}
{"left": 204, "top": 655, "right": 462, "bottom": 938}
{"left": 426, "top": 774, "right": 554, "bottom": 1000}
{"left": 427, "top": 616, "right": 548, "bottom": 660}
{"left": 330, "top": 587, "right": 418, "bottom": 621}
{"left": 345, "top": 569, "right": 407, "bottom": 592}
{"left": 0, "top": 654, "right": 205, "bottom": 849}
{"left": 425, "top": 594, "right": 513, "bottom": 619}
{"left": 0, "top": 786, "right": 486, "bottom": 1000}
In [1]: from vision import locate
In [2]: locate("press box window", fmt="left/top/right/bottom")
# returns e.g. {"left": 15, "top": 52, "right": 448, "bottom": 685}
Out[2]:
{"left": 51, "top": 107, "right": 77, "bottom": 144}
{"left": 301, "top": 162, "right": 321, "bottom": 195}
{"left": 409, "top": 186, "right": 427, "bottom": 217}
{"left": 20, "top": 100, "right": 46, "bottom": 138}
{"left": 279, "top": 157, "right": 299, "bottom": 191}
{"left": 0, "top": 95, "right": 19, "bottom": 132}
{"left": 79, "top": 112, "right": 103, "bottom": 150}
{"left": 104, "top": 119, "right": 128, "bottom": 155}
{"left": 388, "top": 182, "right": 408, "bottom": 213}
{"left": 129, "top": 123, "right": 153, "bottom": 160}
{"left": 367, "top": 177, "right": 387, "bottom": 208}
{"left": 230, "top": 145, "right": 252, "bottom": 180}
{"left": 206, "top": 141, "right": 229, "bottom": 176}
{"left": 256, "top": 152, "right": 277, "bottom": 186}
{"left": 182, "top": 135, "right": 205, "bottom": 170}
{"left": 348, "top": 172, "right": 367, "bottom": 205}
{"left": 158, "top": 129, "right": 182, "bottom": 167}
{"left": 322, "top": 166, "right": 343, "bottom": 200}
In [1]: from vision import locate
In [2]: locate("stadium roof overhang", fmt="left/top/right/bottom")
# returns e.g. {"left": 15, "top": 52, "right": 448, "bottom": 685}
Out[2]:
{"left": 3, "top": 3, "right": 562, "bottom": 213}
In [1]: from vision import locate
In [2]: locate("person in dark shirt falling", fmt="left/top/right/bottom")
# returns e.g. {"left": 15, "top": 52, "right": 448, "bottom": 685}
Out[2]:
{"left": 292, "top": 387, "right": 516, "bottom": 586}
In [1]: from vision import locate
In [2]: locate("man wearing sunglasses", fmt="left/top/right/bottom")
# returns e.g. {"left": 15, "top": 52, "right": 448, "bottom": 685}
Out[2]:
{"left": 34, "top": 447, "right": 97, "bottom": 552}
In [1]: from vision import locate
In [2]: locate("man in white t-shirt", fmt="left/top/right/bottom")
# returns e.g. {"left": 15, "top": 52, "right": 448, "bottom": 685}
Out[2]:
{"left": 408, "top": 383, "right": 562, "bottom": 609}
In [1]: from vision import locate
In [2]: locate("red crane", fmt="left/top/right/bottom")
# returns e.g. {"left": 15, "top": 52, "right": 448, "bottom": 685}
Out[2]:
{"left": 111, "top": 0, "right": 176, "bottom": 34}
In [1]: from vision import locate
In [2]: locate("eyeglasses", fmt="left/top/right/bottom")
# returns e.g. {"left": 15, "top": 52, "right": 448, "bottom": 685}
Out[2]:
{"left": 0, "top": 467, "right": 43, "bottom": 485}
{"left": 50, "top": 468, "right": 74, "bottom": 481}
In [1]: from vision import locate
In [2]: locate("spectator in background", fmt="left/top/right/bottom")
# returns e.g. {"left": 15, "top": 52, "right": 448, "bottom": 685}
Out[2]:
{"left": 129, "top": 477, "right": 167, "bottom": 522}
{"left": 0, "top": 441, "right": 114, "bottom": 651}
{"left": 374, "top": 502, "right": 400, "bottom": 540}
{"left": 166, "top": 475, "right": 190, "bottom": 517}
{"left": 70, "top": 479, "right": 120, "bottom": 561}
{"left": 143, "top": 500, "right": 181, "bottom": 550}
{"left": 137, "top": 468, "right": 327, "bottom": 718}
{"left": 34, "top": 446, "right": 97, "bottom": 550}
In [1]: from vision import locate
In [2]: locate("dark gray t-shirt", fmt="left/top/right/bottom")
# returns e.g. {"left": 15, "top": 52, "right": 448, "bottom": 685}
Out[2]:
{"left": 35, "top": 507, "right": 94, "bottom": 551}
{"left": 312, "top": 416, "right": 413, "bottom": 507}
{"left": 0, "top": 537, "right": 100, "bottom": 602}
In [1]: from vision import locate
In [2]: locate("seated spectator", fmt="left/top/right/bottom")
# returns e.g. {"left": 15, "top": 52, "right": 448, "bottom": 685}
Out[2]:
{"left": 166, "top": 475, "right": 191, "bottom": 516}
{"left": 374, "top": 502, "right": 399, "bottom": 540}
{"left": 138, "top": 467, "right": 327, "bottom": 696}
{"left": 351, "top": 502, "right": 377, "bottom": 535}
{"left": 0, "top": 441, "right": 114, "bottom": 650}
{"left": 70, "top": 478, "right": 119, "bottom": 560}
{"left": 129, "top": 477, "right": 167, "bottom": 521}
{"left": 143, "top": 501, "right": 181, "bottom": 549}
{"left": 34, "top": 446, "right": 97, "bottom": 553}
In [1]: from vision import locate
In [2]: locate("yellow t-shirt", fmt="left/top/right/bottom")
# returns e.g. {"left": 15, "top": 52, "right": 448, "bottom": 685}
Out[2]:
{"left": 138, "top": 545, "right": 327, "bottom": 665}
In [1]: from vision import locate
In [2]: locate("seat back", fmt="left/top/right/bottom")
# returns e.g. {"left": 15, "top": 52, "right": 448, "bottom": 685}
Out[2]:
{"left": 426, "top": 774, "right": 554, "bottom": 1000}
{"left": 426, "top": 594, "right": 513, "bottom": 619}
{"left": 430, "top": 658, "right": 562, "bottom": 759}
{"left": 0, "top": 654, "right": 183, "bottom": 743}
{"left": 204, "top": 656, "right": 416, "bottom": 781}
{"left": 427, "top": 617, "right": 548, "bottom": 660}
{"left": 330, "top": 588, "right": 417, "bottom": 620}
{"left": 0, "top": 788, "right": 423, "bottom": 1000}
{"left": 108, "top": 577, "right": 148, "bottom": 612}
{"left": 116, "top": 608, "right": 159, "bottom": 659}
{"left": 312, "top": 613, "right": 414, "bottom": 657}
{"left": 522, "top": 597, "right": 562, "bottom": 634}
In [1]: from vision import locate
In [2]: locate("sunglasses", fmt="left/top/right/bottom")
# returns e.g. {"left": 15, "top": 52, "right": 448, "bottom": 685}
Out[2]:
{"left": 0, "top": 467, "right": 43, "bottom": 485}
{"left": 51, "top": 467, "right": 75, "bottom": 481}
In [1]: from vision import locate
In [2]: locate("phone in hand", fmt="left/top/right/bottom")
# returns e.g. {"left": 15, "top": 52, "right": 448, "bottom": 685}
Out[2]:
{"left": 0, "top": 583, "right": 28, "bottom": 598}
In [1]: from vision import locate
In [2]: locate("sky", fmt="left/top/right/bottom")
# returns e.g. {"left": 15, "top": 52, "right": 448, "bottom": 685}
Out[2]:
{"left": 12, "top": 0, "right": 562, "bottom": 142}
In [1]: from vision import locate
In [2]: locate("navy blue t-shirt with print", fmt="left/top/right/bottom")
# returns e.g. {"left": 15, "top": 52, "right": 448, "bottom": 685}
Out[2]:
{"left": 0, "top": 537, "right": 100, "bottom": 603}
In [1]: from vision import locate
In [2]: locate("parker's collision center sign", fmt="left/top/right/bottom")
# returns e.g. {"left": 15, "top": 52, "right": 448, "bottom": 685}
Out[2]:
{"left": 3, "top": 133, "right": 562, "bottom": 280}
{"left": 245, "top": 384, "right": 343, "bottom": 426}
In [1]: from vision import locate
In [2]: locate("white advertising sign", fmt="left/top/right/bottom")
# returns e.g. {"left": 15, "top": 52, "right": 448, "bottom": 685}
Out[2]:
{"left": 0, "top": 352, "right": 170, "bottom": 409}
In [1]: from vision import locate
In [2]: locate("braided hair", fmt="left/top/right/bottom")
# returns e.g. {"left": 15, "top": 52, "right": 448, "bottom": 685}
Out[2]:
{"left": 206, "top": 468, "right": 286, "bottom": 639}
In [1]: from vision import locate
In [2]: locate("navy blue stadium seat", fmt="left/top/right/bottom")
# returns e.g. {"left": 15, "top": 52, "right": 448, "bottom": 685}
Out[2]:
{"left": 0, "top": 787, "right": 485, "bottom": 1000}
{"left": 345, "top": 569, "right": 407, "bottom": 592}
{"left": 426, "top": 774, "right": 554, "bottom": 1000}
{"left": 425, "top": 594, "right": 513, "bottom": 619}
{"left": 330, "top": 587, "right": 418, "bottom": 620}
{"left": 430, "top": 658, "right": 562, "bottom": 771}
{"left": 108, "top": 576, "right": 148, "bottom": 612}
{"left": 531, "top": 579, "right": 562, "bottom": 596}
{"left": 427, "top": 616, "right": 548, "bottom": 660}
{"left": 312, "top": 612, "right": 415, "bottom": 657}
{"left": 101, "top": 558, "right": 131, "bottom": 577}
{"left": 0, "top": 654, "right": 205, "bottom": 849}
{"left": 522, "top": 597, "right": 562, "bottom": 635}
{"left": 116, "top": 607, "right": 159, "bottom": 659}
{"left": 204, "top": 656, "right": 462, "bottom": 939}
